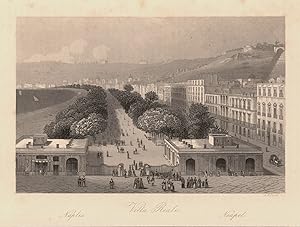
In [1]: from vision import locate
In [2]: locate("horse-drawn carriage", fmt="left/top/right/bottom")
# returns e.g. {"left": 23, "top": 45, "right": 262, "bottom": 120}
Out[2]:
{"left": 269, "top": 154, "right": 282, "bottom": 167}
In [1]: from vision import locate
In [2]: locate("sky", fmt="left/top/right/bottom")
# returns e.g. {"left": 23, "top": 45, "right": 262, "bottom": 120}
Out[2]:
{"left": 17, "top": 17, "right": 284, "bottom": 64}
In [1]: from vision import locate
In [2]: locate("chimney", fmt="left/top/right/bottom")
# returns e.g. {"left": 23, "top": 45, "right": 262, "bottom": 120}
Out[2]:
{"left": 56, "top": 144, "right": 59, "bottom": 148}
{"left": 41, "top": 145, "right": 44, "bottom": 148}
{"left": 28, "top": 142, "right": 31, "bottom": 145}
{"left": 190, "top": 145, "right": 193, "bottom": 149}
{"left": 204, "top": 144, "right": 207, "bottom": 149}
{"left": 26, "top": 143, "right": 29, "bottom": 148}
{"left": 236, "top": 144, "right": 239, "bottom": 148}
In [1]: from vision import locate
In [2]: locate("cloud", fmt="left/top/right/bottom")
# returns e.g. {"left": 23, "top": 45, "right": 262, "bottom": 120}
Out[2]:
{"left": 92, "top": 45, "right": 110, "bottom": 61}
{"left": 24, "top": 39, "right": 87, "bottom": 63}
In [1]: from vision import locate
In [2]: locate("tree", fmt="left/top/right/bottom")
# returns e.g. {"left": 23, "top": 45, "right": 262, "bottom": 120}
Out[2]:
{"left": 123, "top": 84, "right": 134, "bottom": 92}
{"left": 128, "top": 100, "right": 150, "bottom": 124}
{"left": 145, "top": 91, "right": 159, "bottom": 102}
{"left": 187, "top": 103, "right": 216, "bottom": 139}
{"left": 137, "top": 108, "right": 182, "bottom": 137}
{"left": 70, "top": 113, "right": 107, "bottom": 139}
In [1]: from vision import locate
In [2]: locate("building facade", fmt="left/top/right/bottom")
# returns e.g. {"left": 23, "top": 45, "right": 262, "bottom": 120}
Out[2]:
{"left": 164, "top": 134, "right": 263, "bottom": 176}
{"left": 256, "top": 80, "right": 285, "bottom": 150}
{"left": 186, "top": 79, "right": 205, "bottom": 105}
{"left": 16, "top": 134, "right": 88, "bottom": 176}
{"left": 170, "top": 83, "right": 188, "bottom": 111}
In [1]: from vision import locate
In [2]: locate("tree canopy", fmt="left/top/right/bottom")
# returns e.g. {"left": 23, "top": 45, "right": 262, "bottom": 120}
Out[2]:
{"left": 123, "top": 84, "right": 134, "bottom": 92}
{"left": 145, "top": 91, "right": 159, "bottom": 102}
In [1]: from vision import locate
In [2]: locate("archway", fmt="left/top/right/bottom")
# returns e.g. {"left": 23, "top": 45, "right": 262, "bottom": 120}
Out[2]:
{"left": 186, "top": 158, "right": 195, "bottom": 175}
{"left": 245, "top": 158, "right": 255, "bottom": 172}
{"left": 216, "top": 158, "right": 226, "bottom": 172}
{"left": 66, "top": 158, "right": 78, "bottom": 175}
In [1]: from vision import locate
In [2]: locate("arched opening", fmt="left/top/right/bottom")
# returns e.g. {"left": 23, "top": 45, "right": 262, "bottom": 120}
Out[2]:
{"left": 186, "top": 158, "right": 195, "bottom": 175}
{"left": 66, "top": 158, "right": 78, "bottom": 175}
{"left": 245, "top": 158, "right": 255, "bottom": 172}
{"left": 216, "top": 158, "right": 226, "bottom": 172}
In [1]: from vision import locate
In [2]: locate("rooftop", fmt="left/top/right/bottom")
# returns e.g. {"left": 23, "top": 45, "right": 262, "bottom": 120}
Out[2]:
{"left": 16, "top": 136, "right": 88, "bottom": 153}
{"left": 165, "top": 138, "right": 261, "bottom": 154}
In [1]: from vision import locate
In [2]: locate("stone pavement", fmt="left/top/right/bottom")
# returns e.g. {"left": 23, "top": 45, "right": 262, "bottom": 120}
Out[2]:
{"left": 16, "top": 175, "right": 284, "bottom": 193}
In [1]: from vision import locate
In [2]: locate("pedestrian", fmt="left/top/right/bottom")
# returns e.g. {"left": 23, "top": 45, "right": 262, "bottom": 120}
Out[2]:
{"left": 151, "top": 176, "right": 155, "bottom": 186}
{"left": 135, "top": 163, "right": 138, "bottom": 170}
{"left": 109, "top": 178, "right": 114, "bottom": 189}
{"left": 147, "top": 176, "right": 150, "bottom": 184}
{"left": 197, "top": 177, "right": 202, "bottom": 188}
{"left": 106, "top": 150, "right": 109, "bottom": 157}
{"left": 132, "top": 169, "right": 136, "bottom": 177}
{"left": 181, "top": 177, "right": 185, "bottom": 188}
{"left": 162, "top": 179, "right": 166, "bottom": 191}
{"left": 193, "top": 177, "right": 197, "bottom": 189}
{"left": 143, "top": 145, "right": 146, "bottom": 150}
{"left": 205, "top": 178, "right": 209, "bottom": 188}
{"left": 127, "top": 151, "right": 130, "bottom": 159}
{"left": 124, "top": 169, "right": 127, "bottom": 178}
{"left": 140, "top": 139, "right": 143, "bottom": 145}
{"left": 133, "top": 178, "right": 138, "bottom": 189}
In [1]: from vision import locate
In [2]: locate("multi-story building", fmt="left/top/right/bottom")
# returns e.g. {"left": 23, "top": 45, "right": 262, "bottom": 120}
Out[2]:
{"left": 205, "top": 87, "right": 257, "bottom": 141}
{"left": 256, "top": 78, "right": 285, "bottom": 150}
{"left": 186, "top": 79, "right": 205, "bottom": 105}
{"left": 170, "top": 83, "right": 187, "bottom": 111}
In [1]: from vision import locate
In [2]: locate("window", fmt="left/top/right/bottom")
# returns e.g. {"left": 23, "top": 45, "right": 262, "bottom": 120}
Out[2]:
{"left": 257, "top": 102, "right": 261, "bottom": 115}
{"left": 263, "top": 88, "right": 266, "bottom": 96}
{"left": 279, "top": 104, "right": 284, "bottom": 119}
{"left": 247, "top": 129, "right": 250, "bottom": 138}
{"left": 53, "top": 156, "right": 59, "bottom": 161}
{"left": 247, "top": 113, "right": 251, "bottom": 123}
{"left": 273, "top": 104, "right": 277, "bottom": 118}
{"left": 36, "top": 155, "right": 47, "bottom": 159}
{"left": 232, "top": 125, "right": 235, "bottom": 132}
{"left": 279, "top": 88, "right": 284, "bottom": 97}
{"left": 268, "top": 87, "right": 271, "bottom": 96}
{"left": 262, "top": 120, "right": 266, "bottom": 130}
{"left": 267, "top": 103, "right": 272, "bottom": 117}
{"left": 279, "top": 123, "right": 283, "bottom": 135}
{"left": 273, "top": 88, "right": 277, "bottom": 97}
{"left": 262, "top": 103, "right": 266, "bottom": 116}
{"left": 258, "top": 87, "right": 261, "bottom": 96}
{"left": 258, "top": 129, "right": 261, "bottom": 139}
{"left": 267, "top": 121, "right": 271, "bottom": 131}
{"left": 239, "top": 99, "right": 242, "bottom": 108}
{"left": 243, "top": 128, "right": 246, "bottom": 136}
{"left": 273, "top": 122, "right": 277, "bottom": 133}
{"left": 258, "top": 119, "right": 261, "bottom": 128}
{"left": 243, "top": 113, "right": 246, "bottom": 122}
{"left": 273, "top": 135, "right": 277, "bottom": 146}
{"left": 278, "top": 136, "right": 282, "bottom": 147}
{"left": 262, "top": 131, "right": 265, "bottom": 141}
{"left": 243, "top": 100, "right": 246, "bottom": 109}
{"left": 247, "top": 100, "right": 251, "bottom": 110}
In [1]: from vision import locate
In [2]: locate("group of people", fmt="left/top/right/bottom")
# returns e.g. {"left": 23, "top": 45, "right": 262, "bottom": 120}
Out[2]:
{"left": 181, "top": 177, "right": 209, "bottom": 189}
{"left": 133, "top": 177, "right": 145, "bottom": 189}
{"left": 77, "top": 175, "right": 86, "bottom": 187}
{"left": 161, "top": 178, "right": 175, "bottom": 192}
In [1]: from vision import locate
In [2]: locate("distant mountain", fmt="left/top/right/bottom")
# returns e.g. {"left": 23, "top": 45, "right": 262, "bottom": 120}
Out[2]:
{"left": 17, "top": 43, "right": 284, "bottom": 85}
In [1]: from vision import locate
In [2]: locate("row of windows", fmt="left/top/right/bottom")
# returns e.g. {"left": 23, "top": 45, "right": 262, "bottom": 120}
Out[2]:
{"left": 257, "top": 119, "right": 284, "bottom": 134}
{"left": 232, "top": 125, "right": 252, "bottom": 138}
{"left": 257, "top": 130, "right": 284, "bottom": 147}
{"left": 258, "top": 87, "right": 284, "bottom": 98}
{"left": 257, "top": 102, "right": 284, "bottom": 119}
{"left": 230, "top": 98, "right": 252, "bottom": 110}
{"left": 231, "top": 110, "right": 252, "bottom": 123}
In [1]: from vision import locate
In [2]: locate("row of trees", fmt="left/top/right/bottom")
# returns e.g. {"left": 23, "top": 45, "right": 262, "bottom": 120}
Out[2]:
{"left": 110, "top": 84, "right": 221, "bottom": 139}
{"left": 44, "top": 85, "right": 108, "bottom": 139}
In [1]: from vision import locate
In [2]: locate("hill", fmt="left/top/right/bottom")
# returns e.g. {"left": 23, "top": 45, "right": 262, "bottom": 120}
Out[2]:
{"left": 17, "top": 44, "right": 284, "bottom": 85}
